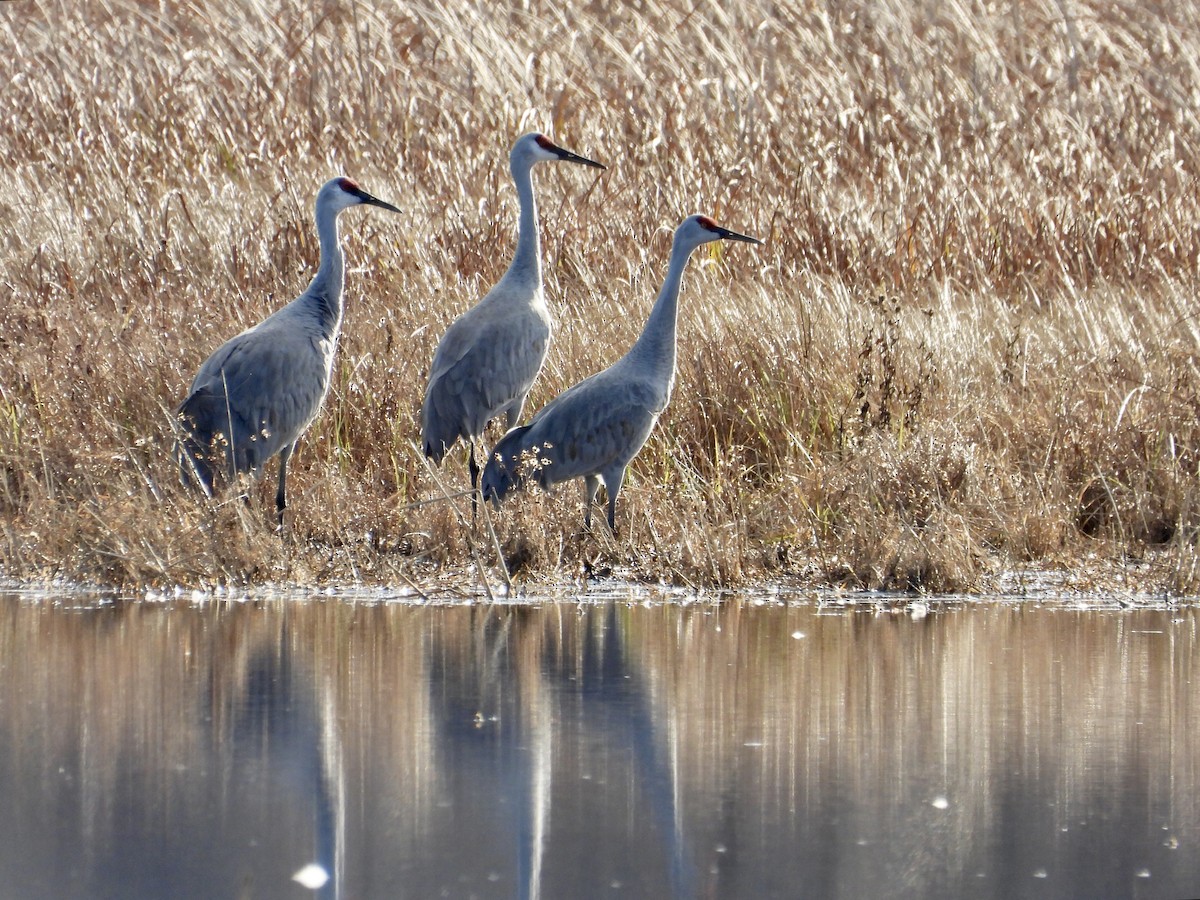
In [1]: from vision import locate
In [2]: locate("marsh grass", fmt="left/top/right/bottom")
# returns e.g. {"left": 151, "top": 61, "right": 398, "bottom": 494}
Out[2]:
{"left": 4, "top": 0, "right": 1200, "bottom": 592}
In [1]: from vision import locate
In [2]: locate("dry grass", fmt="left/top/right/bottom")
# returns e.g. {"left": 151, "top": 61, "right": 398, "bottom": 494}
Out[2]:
{"left": 4, "top": 0, "right": 1200, "bottom": 592}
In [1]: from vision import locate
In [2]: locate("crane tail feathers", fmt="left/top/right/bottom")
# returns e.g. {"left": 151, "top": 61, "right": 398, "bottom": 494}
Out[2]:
{"left": 423, "top": 438, "right": 448, "bottom": 464}
{"left": 176, "top": 438, "right": 216, "bottom": 497}
{"left": 480, "top": 425, "right": 535, "bottom": 505}
{"left": 175, "top": 390, "right": 236, "bottom": 495}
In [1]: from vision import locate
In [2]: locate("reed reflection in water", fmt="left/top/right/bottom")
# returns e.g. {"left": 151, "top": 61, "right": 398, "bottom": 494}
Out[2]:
{"left": 0, "top": 594, "right": 1196, "bottom": 899}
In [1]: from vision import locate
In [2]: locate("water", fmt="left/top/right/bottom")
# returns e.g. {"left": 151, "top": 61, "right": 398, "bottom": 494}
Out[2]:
{"left": 0, "top": 591, "right": 1197, "bottom": 899}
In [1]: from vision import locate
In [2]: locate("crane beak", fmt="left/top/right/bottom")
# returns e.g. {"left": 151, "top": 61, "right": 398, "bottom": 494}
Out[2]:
{"left": 349, "top": 186, "right": 402, "bottom": 213}
{"left": 550, "top": 143, "right": 606, "bottom": 170}
{"left": 716, "top": 226, "right": 762, "bottom": 245}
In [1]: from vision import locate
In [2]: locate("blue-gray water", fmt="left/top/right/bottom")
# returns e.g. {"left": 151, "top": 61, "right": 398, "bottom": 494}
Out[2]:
{"left": 0, "top": 592, "right": 1196, "bottom": 899}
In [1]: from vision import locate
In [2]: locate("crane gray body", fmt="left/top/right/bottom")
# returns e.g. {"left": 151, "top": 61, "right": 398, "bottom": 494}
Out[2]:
{"left": 176, "top": 177, "right": 399, "bottom": 521}
{"left": 421, "top": 132, "right": 604, "bottom": 498}
{"left": 481, "top": 215, "right": 760, "bottom": 532}
{"left": 421, "top": 268, "right": 551, "bottom": 452}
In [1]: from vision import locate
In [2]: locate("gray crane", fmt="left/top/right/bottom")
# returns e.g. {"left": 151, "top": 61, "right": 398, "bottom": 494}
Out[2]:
{"left": 420, "top": 132, "right": 604, "bottom": 507}
{"left": 175, "top": 176, "right": 400, "bottom": 524}
{"left": 480, "top": 215, "right": 761, "bottom": 533}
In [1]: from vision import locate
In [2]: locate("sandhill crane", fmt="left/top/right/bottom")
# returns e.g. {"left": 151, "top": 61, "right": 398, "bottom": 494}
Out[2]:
{"left": 175, "top": 176, "right": 400, "bottom": 524}
{"left": 480, "top": 215, "right": 761, "bottom": 533}
{"left": 421, "top": 132, "right": 604, "bottom": 508}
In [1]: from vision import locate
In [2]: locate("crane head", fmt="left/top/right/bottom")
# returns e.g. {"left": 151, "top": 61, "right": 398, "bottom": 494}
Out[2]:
{"left": 319, "top": 177, "right": 401, "bottom": 214}
{"left": 678, "top": 214, "right": 762, "bottom": 250}
{"left": 514, "top": 132, "right": 606, "bottom": 170}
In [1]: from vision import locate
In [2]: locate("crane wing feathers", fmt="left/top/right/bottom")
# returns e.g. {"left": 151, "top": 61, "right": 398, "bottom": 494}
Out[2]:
{"left": 180, "top": 325, "right": 331, "bottom": 469}
{"left": 517, "top": 378, "right": 662, "bottom": 487}
{"left": 423, "top": 306, "right": 550, "bottom": 442}
{"left": 177, "top": 385, "right": 252, "bottom": 443}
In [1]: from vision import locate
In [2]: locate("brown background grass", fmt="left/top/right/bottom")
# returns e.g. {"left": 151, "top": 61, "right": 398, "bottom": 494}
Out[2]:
{"left": 3, "top": 0, "right": 1200, "bottom": 592}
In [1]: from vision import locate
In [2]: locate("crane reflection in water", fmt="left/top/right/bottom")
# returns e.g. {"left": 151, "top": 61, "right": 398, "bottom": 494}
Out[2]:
{"left": 205, "top": 601, "right": 695, "bottom": 899}
{"left": 1, "top": 598, "right": 1199, "bottom": 899}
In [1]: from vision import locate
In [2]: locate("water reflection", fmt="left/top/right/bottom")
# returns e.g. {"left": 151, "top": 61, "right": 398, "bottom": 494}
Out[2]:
{"left": 0, "top": 595, "right": 1197, "bottom": 899}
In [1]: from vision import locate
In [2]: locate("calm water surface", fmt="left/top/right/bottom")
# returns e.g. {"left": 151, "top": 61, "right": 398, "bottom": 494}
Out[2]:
{"left": 0, "top": 590, "right": 1197, "bottom": 899}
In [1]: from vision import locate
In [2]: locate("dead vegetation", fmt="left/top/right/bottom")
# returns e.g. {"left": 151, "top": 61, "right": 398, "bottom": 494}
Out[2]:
{"left": 3, "top": 0, "right": 1200, "bottom": 593}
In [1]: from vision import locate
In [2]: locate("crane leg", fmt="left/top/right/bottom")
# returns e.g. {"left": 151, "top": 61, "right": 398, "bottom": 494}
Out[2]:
{"left": 505, "top": 398, "right": 525, "bottom": 430}
{"left": 605, "top": 468, "right": 625, "bottom": 536}
{"left": 583, "top": 475, "right": 601, "bottom": 531}
{"left": 275, "top": 442, "right": 294, "bottom": 527}
{"left": 467, "top": 441, "right": 480, "bottom": 522}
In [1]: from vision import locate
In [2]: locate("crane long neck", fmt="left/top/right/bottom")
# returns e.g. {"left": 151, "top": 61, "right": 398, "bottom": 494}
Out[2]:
{"left": 627, "top": 238, "right": 697, "bottom": 383}
{"left": 305, "top": 199, "right": 346, "bottom": 338}
{"left": 506, "top": 156, "right": 542, "bottom": 288}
